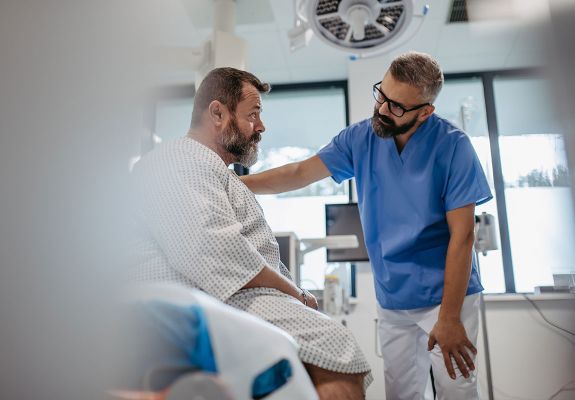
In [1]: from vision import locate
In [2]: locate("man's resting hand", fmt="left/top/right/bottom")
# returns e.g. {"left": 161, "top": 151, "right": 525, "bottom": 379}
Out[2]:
{"left": 299, "top": 288, "right": 319, "bottom": 310}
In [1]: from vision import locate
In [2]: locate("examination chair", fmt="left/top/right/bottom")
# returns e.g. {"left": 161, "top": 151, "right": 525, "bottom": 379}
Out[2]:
{"left": 117, "top": 284, "right": 318, "bottom": 400}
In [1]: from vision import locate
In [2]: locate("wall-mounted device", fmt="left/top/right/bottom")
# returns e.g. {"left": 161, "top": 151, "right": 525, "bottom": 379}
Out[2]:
{"left": 474, "top": 212, "right": 499, "bottom": 256}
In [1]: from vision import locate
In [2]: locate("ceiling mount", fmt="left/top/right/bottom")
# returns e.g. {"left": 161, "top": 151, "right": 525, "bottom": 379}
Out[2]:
{"left": 289, "top": 0, "right": 429, "bottom": 57}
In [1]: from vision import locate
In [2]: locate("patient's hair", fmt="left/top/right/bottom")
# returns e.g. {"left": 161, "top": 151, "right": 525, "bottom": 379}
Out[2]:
{"left": 388, "top": 51, "right": 444, "bottom": 103}
{"left": 191, "top": 67, "right": 270, "bottom": 127}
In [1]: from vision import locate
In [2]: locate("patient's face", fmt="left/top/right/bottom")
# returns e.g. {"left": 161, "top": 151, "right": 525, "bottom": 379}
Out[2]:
{"left": 220, "top": 84, "right": 265, "bottom": 168}
{"left": 220, "top": 115, "right": 260, "bottom": 168}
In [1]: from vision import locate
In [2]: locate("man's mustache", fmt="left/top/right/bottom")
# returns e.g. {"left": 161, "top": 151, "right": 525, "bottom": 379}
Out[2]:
{"left": 250, "top": 132, "right": 261, "bottom": 144}
{"left": 377, "top": 114, "right": 394, "bottom": 125}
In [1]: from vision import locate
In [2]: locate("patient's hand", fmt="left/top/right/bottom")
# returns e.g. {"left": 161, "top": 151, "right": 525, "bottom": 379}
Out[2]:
{"left": 307, "top": 293, "right": 319, "bottom": 310}
{"left": 300, "top": 289, "right": 318, "bottom": 310}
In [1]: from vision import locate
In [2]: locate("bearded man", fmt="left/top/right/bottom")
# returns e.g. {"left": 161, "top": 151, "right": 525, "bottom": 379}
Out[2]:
{"left": 129, "top": 67, "right": 372, "bottom": 400}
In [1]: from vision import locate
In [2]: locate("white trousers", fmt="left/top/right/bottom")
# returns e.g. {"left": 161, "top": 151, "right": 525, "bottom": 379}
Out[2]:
{"left": 377, "top": 294, "right": 480, "bottom": 400}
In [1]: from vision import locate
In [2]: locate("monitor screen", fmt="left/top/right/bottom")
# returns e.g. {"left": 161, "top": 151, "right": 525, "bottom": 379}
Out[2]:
{"left": 325, "top": 203, "right": 369, "bottom": 262}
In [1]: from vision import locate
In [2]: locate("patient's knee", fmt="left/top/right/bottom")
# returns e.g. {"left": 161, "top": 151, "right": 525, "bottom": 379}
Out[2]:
{"left": 304, "top": 364, "right": 365, "bottom": 400}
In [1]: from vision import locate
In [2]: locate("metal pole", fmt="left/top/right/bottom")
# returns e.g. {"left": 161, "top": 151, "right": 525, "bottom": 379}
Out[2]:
{"left": 475, "top": 252, "right": 494, "bottom": 400}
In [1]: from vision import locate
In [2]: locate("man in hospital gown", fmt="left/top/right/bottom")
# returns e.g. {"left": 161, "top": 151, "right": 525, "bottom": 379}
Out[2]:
{"left": 130, "top": 67, "right": 371, "bottom": 399}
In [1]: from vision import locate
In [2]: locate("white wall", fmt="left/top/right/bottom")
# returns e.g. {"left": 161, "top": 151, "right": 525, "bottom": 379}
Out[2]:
{"left": 344, "top": 267, "right": 575, "bottom": 400}
{"left": 480, "top": 295, "right": 575, "bottom": 400}
{"left": 341, "top": 263, "right": 386, "bottom": 399}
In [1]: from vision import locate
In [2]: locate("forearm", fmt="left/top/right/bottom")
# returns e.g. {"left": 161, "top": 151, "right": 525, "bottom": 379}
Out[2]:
{"left": 241, "top": 163, "right": 302, "bottom": 194}
{"left": 439, "top": 232, "right": 475, "bottom": 321}
{"left": 241, "top": 155, "right": 332, "bottom": 195}
{"left": 242, "top": 265, "right": 302, "bottom": 300}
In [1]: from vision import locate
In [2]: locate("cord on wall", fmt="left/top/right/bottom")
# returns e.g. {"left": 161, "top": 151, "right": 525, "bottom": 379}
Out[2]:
{"left": 522, "top": 294, "right": 575, "bottom": 337}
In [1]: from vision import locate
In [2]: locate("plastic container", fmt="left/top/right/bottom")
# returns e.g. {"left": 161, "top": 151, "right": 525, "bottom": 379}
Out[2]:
{"left": 323, "top": 274, "right": 343, "bottom": 315}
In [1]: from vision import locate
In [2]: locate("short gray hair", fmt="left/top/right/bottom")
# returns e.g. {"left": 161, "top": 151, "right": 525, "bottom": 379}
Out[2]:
{"left": 388, "top": 51, "right": 444, "bottom": 103}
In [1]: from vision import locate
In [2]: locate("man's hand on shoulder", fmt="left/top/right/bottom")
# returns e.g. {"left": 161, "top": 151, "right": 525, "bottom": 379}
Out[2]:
{"left": 427, "top": 318, "right": 477, "bottom": 380}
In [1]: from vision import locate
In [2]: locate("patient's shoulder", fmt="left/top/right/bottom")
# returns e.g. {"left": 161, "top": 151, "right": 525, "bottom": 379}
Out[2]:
{"left": 135, "top": 137, "right": 229, "bottom": 183}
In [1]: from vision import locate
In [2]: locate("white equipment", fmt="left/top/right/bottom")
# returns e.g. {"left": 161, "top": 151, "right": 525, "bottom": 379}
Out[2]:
{"left": 289, "top": 0, "right": 429, "bottom": 57}
{"left": 474, "top": 212, "right": 499, "bottom": 256}
{"left": 274, "top": 231, "right": 300, "bottom": 283}
{"left": 298, "top": 235, "right": 359, "bottom": 285}
{"left": 474, "top": 213, "right": 498, "bottom": 400}
{"left": 274, "top": 232, "right": 358, "bottom": 315}
{"left": 157, "top": 0, "right": 247, "bottom": 85}
{"left": 128, "top": 284, "right": 319, "bottom": 400}
{"left": 275, "top": 232, "right": 359, "bottom": 288}
{"left": 300, "top": 235, "right": 358, "bottom": 315}
{"left": 299, "top": 235, "right": 359, "bottom": 256}
{"left": 159, "top": 0, "right": 430, "bottom": 82}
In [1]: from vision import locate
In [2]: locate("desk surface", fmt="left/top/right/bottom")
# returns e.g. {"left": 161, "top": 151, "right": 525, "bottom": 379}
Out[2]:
{"left": 483, "top": 293, "right": 575, "bottom": 302}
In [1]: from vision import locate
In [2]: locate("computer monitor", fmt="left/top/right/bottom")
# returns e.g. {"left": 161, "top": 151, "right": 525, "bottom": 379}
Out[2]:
{"left": 325, "top": 203, "right": 369, "bottom": 262}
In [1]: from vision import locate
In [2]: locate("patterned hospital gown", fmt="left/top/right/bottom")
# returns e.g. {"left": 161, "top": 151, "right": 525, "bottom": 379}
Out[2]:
{"left": 130, "top": 136, "right": 372, "bottom": 383}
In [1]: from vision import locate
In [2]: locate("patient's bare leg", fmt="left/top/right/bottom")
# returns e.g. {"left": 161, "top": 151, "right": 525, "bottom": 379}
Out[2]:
{"left": 305, "top": 364, "right": 365, "bottom": 400}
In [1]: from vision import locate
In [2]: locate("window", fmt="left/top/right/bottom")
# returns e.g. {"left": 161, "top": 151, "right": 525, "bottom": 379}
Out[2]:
{"left": 494, "top": 76, "right": 575, "bottom": 292}
{"left": 250, "top": 85, "right": 350, "bottom": 290}
{"left": 434, "top": 78, "right": 505, "bottom": 293}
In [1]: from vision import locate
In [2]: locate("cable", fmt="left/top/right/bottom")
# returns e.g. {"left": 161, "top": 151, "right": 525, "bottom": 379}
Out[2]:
{"left": 548, "top": 378, "right": 575, "bottom": 400}
{"left": 493, "top": 386, "right": 541, "bottom": 400}
{"left": 492, "top": 378, "right": 575, "bottom": 400}
{"left": 487, "top": 295, "right": 575, "bottom": 400}
{"left": 522, "top": 294, "right": 575, "bottom": 337}
{"left": 549, "top": 388, "right": 575, "bottom": 400}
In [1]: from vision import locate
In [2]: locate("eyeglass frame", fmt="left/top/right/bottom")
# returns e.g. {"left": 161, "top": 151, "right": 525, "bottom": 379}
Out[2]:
{"left": 372, "top": 81, "right": 431, "bottom": 117}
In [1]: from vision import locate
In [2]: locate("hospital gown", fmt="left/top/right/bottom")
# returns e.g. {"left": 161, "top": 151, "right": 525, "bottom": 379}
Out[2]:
{"left": 130, "top": 137, "right": 372, "bottom": 383}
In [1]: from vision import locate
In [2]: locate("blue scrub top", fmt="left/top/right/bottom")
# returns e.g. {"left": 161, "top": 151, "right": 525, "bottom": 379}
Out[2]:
{"left": 318, "top": 114, "right": 492, "bottom": 310}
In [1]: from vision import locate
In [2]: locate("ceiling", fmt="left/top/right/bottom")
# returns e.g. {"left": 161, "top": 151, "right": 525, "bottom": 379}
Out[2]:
{"left": 152, "top": 0, "right": 549, "bottom": 85}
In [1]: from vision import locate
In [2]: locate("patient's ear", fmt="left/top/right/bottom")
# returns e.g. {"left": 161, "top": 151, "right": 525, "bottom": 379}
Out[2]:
{"left": 207, "top": 100, "right": 226, "bottom": 127}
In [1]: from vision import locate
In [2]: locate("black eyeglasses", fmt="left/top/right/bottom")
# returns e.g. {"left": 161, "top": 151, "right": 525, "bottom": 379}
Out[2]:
{"left": 372, "top": 81, "right": 430, "bottom": 117}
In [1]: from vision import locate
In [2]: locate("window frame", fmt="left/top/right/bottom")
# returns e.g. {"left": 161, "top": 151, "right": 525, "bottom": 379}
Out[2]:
{"left": 445, "top": 67, "right": 546, "bottom": 293}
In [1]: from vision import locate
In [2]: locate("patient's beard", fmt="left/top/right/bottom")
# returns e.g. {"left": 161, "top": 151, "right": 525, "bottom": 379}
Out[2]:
{"left": 220, "top": 116, "right": 261, "bottom": 168}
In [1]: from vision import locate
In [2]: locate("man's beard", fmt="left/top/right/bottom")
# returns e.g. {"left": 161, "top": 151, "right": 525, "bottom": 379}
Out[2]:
{"left": 371, "top": 107, "right": 418, "bottom": 139}
{"left": 220, "top": 116, "right": 261, "bottom": 168}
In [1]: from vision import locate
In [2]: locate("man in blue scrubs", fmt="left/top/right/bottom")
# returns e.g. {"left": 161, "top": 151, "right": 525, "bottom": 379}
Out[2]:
{"left": 241, "top": 52, "right": 492, "bottom": 399}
